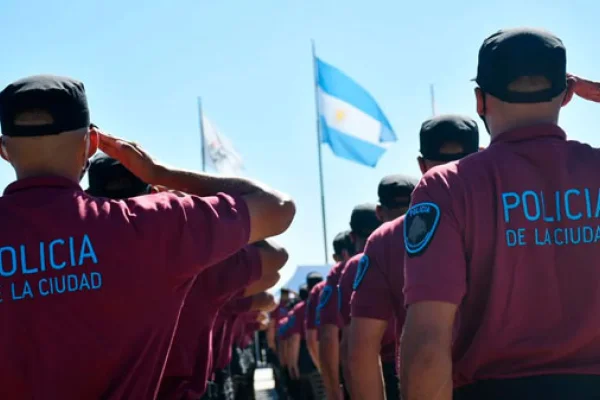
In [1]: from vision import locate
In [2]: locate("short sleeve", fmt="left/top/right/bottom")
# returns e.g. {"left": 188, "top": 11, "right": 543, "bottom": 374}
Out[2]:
{"left": 338, "top": 257, "right": 361, "bottom": 327}
{"left": 305, "top": 288, "right": 320, "bottom": 331}
{"left": 317, "top": 275, "right": 342, "bottom": 328}
{"left": 127, "top": 192, "right": 250, "bottom": 281}
{"left": 403, "top": 171, "right": 467, "bottom": 306}
{"left": 221, "top": 296, "right": 253, "bottom": 316}
{"left": 351, "top": 239, "right": 395, "bottom": 321}
{"left": 211, "top": 245, "right": 262, "bottom": 304}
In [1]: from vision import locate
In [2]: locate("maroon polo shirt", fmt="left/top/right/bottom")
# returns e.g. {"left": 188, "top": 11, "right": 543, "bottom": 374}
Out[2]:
{"left": 404, "top": 124, "right": 600, "bottom": 387}
{"left": 351, "top": 218, "right": 404, "bottom": 363}
{"left": 159, "top": 246, "right": 262, "bottom": 399}
{"left": 317, "top": 261, "right": 346, "bottom": 330}
{"left": 213, "top": 300, "right": 253, "bottom": 371}
{"left": 338, "top": 254, "right": 362, "bottom": 327}
{"left": 271, "top": 302, "right": 289, "bottom": 335}
{"left": 287, "top": 301, "right": 307, "bottom": 339}
{"left": 0, "top": 176, "right": 250, "bottom": 400}
{"left": 305, "top": 280, "right": 325, "bottom": 333}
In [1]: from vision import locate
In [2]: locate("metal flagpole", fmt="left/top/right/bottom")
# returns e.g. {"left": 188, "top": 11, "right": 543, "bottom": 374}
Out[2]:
{"left": 311, "top": 40, "right": 329, "bottom": 264}
{"left": 197, "top": 97, "right": 207, "bottom": 172}
{"left": 430, "top": 84, "right": 436, "bottom": 116}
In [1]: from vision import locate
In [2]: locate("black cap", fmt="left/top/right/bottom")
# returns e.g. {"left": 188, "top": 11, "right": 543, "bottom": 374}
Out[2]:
{"left": 333, "top": 230, "right": 353, "bottom": 256}
{"left": 475, "top": 28, "right": 567, "bottom": 103}
{"left": 378, "top": 174, "right": 418, "bottom": 209}
{"left": 306, "top": 272, "right": 324, "bottom": 290}
{"left": 420, "top": 115, "right": 479, "bottom": 162}
{"left": 350, "top": 203, "right": 381, "bottom": 238}
{"left": 0, "top": 75, "right": 90, "bottom": 137}
{"left": 299, "top": 284, "right": 309, "bottom": 301}
{"left": 86, "top": 153, "right": 151, "bottom": 199}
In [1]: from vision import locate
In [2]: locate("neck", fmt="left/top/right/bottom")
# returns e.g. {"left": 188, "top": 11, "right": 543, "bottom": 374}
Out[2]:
{"left": 490, "top": 115, "right": 558, "bottom": 140}
{"left": 15, "top": 165, "right": 82, "bottom": 183}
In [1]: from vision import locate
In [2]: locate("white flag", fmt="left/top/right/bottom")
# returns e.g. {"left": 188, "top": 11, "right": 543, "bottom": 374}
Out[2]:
{"left": 202, "top": 116, "right": 244, "bottom": 175}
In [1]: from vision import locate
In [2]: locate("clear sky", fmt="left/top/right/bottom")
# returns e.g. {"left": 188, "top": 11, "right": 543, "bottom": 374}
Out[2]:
{"left": 1, "top": 0, "right": 599, "bottom": 292}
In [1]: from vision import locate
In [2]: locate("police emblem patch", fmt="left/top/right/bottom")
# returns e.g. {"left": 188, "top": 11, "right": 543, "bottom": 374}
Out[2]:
{"left": 404, "top": 202, "right": 441, "bottom": 257}
{"left": 318, "top": 285, "right": 333, "bottom": 309}
{"left": 352, "top": 255, "right": 370, "bottom": 290}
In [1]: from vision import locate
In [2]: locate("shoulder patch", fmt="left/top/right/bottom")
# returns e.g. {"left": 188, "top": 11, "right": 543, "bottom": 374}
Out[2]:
{"left": 318, "top": 285, "right": 333, "bottom": 310}
{"left": 404, "top": 202, "right": 441, "bottom": 257}
{"left": 352, "top": 254, "right": 370, "bottom": 291}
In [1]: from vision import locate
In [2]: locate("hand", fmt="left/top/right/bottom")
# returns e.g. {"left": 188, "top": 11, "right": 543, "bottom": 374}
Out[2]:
{"left": 95, "top": 129, "right": 165, "bottom": 185}
{"left": 290, "top": 363, "right": 300, "bottom": 380}
{"left": 150, "top": 185, "right": 187, "bottom": 197}
{"left": 250, "top": 292, "right": 277, "bottom": 312}
{"left": 568, "top": 73, "right": 600, "bottom": 102}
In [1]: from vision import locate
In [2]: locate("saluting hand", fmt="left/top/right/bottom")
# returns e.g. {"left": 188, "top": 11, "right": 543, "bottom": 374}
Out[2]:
{"left": 95, "top": 128, "right": 165, "bottom": 185}
{"left": 568, "top": 73, "right": 600, "bottom": 103}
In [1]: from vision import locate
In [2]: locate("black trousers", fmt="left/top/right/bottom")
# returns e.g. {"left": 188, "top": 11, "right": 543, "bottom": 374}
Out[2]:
{"left": 382, "top": 361, "right": 400, "bottom": 400}
{"left": 453, "top": 374, "right": 600, "bottom": 400}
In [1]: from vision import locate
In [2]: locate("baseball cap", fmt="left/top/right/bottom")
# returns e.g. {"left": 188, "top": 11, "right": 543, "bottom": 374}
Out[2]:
{"left": 474, "top": 28, "right": 567, "bottom": 103}
{"left": 420, "top": 115, "right": 479, "bottom": 162}
{"left": 0, "top": 75, "right": 90, "bottom": 137}
{"left": 378, "top": 174, "right": 418, "bottom": 209}
{"left": 86, "top": 153, "right": 151, "bottom": 199}
{"left": 350, "top": 203, "right": 381, "bottom": 238}
{"left": 306, "top": 272, "right": 324, "bottom": 290}
{"left": 299, "top": 284, "right": 309, "bottom": 301}
{"left": 333, "top": 230, "right": 353, "bottom": 256}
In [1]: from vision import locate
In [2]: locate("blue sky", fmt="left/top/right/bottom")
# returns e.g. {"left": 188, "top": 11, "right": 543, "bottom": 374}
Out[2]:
{"left": 1, "top": 0, "right": 599, "bottom": 291}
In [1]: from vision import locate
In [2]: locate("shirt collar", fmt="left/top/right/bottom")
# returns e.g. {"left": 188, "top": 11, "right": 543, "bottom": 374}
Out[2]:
{"left": 491, "top": 123, "right": 566, "bottom": 145}
{"left": 4, "top": 175, "right": 83, "bottom": 195}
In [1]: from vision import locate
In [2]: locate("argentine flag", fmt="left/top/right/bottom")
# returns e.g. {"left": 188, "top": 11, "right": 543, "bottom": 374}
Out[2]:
{"left": 316, "top": 58, "right": 396, "bottom": 167}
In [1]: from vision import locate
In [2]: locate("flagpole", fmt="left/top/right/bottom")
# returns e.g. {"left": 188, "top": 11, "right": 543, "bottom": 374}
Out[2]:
{"left": 430, "top": 84, "right": 436, "bottom": 116}
{"left": 197, "top": 97, "right": 206, "bottom": 172}
{"left": 311, "top": 40, "right": 329, "bottom": 265}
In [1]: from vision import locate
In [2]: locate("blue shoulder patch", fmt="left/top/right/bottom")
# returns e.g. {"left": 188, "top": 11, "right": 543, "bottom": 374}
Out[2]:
{"left": 317, "top": 285, "right": 333, "bottom": 310}
{"left": 352, "top": 254, "right": 370, "bottom": 290}
{"left": 404, "top": 202, "right": 441, "bottom": 257}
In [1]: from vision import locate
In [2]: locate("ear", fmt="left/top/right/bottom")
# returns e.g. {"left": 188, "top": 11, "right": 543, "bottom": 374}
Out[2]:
{"left": 375, "top": 205, "right": 384, "bottom": 222}
{"left": 475, "top": 87, "right": 485, "bottom": 116}
{"left": 88, "top": 127, "right": 99, "bottom": 158}
{"left": 417, "top": 156, "right": 427, "bottom": 174}
{"left": 562, "top": 77, "right": 575, "bottom": 107}
{"left": 0, "top": 136, "right": 9, "bottom": 162}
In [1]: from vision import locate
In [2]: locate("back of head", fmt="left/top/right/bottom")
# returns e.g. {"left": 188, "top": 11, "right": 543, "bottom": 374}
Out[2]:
{"left": 306, "top": 272, "right": 324, "bottom": 291}
{"left": 377, "top": 174, "right": 419, "bottom": 221}
{"left": 350, "top": 203, "right": 382, "bottom": 239}
{"left": 87, "top": 153, "right": 151, "bottom": 199}
{"left": 333, "top": 230, "right": 354, "bottom": 259}
{"left": 299, "top": 284, "right": 309, "bottom": 301}
{"left": 0, "top": 75, "right": 94, "bottom": 181}
{"left": 474, "top": 28, "right": 571, "bottom": 136}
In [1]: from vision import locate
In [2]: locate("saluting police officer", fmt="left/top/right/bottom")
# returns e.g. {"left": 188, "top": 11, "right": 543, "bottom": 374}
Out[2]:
{"left": 0, "top": 75, "right": 295, "bottom": 399}
{"left": 401, "top": 28, "right": 600, "bottom": 400}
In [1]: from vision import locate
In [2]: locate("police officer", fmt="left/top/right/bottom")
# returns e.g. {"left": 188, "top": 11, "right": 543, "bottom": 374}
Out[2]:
{"left": 0, "top": 75, "right": 295, "bottom": 399}
{"left": 347, "top": 116, "right": 479, "bottom": 400}
{"left": 318, "top": 205, "right": 380, "bottom": 400}
{"left": 85, "top": 154, "right": 285, "bottom": 400}
{"left": 401, "top": 28, "right": 600, "bottom": 400}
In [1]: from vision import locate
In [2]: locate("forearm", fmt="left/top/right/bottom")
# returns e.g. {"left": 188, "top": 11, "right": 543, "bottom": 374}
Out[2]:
{"left": 401, "top": 342, "right": 453, "bottom": 400}
{"left": 319, "top": 327, "right": 341, "bottom": 398}
{"left": 348, "top": 348, "right": 384, "bottom": 400}
{"left": 307, "top": 332, "right": 321, "bottom": 371}
{"left": 155, "top": 166, "right": 274, "bottom": 197}
{"left": 267, "top": 325, "right": 276, "bottom": 350}
{"left": 290, "top": 335, "right": 300, "bottom": 368}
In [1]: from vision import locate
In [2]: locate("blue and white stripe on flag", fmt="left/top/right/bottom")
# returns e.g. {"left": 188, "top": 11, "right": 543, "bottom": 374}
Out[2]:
{"left": 315, "top": 57, "right": 396, "bottom": 167}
